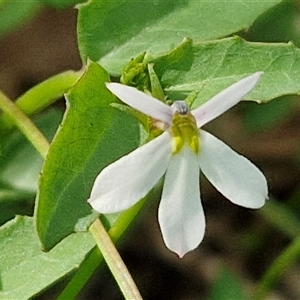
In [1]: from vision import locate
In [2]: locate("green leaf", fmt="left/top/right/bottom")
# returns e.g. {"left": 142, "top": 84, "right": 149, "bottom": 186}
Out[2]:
{"left": 0, "top": 216, "right": 95, "bottom": 299}
{"left": 0, "top": 1, "right": 41, "bottom": 37}
{"left": 241, "top": 96, "right": 293, "bottom": 133}
{"left": 151, "top": 37, "right": 300, "bottom": 106}
{"left": 36, "top": 62, "right": 140, "bottom": 250}
{"left": 210, "top": 266, "right": 249, "bottom": 300}
{"left": 246, "top": 1, "right": 300, "bottom": 47}
{"left": 77, "top": 0, "right": 281, "bottom": 74}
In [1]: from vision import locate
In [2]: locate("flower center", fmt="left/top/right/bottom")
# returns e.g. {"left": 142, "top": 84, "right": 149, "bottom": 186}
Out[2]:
{"left": 170, "top": 101, "right": 199, "bottom": 154}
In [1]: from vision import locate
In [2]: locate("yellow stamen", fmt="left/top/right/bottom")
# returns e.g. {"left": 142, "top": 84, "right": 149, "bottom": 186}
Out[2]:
{"left": 170, "top": 110, "right": 199, "bottom": 154}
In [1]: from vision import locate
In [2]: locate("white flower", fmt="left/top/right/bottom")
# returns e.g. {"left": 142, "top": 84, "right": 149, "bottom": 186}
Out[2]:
{"left": 88, "top": 72, "right": 268, "bottom": 258}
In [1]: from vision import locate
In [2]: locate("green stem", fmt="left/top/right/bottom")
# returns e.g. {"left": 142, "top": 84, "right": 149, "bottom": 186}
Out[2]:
{"left": 58, "top": 247, "right": 101, "bottom": 299}
{"left": 90, "top": 218, "right": 143, "bottom": 300}
{"left": 0, "top": 70, "right": 83, "bottom": 130}
{"left": 0, "top": 91, "right": 49, "bottom": 158}
{"left": 57, "top": 197, "right": 147, "bottom": 300}
{"left": 255, "top": 235, "right": 300, "bottom": 299}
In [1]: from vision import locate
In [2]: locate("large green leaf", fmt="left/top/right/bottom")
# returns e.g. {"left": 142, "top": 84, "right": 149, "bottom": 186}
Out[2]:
{"left": 36, "top": 62, "right": 140, "bottom": 250}
{"left": 150, "top": 37, "right": 300, "bottom": 106}
{"left": 77, "top": 0, "right": 281, "bottom": 74}
{"left": 0, "top": 216, "right": 95, "bottom": 299}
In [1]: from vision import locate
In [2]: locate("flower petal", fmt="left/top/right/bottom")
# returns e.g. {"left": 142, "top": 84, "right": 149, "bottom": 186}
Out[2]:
{"left": 159, "top": 146, "right": 205, "bottom": 258}
{"left": 106, "top": 83, "right": 173, "bottom": 125}
{"left": 192, "top": 72, "right": 263, "bottom": 128}
{"left": 198, "top": 130, "right": 268, "bottom": 208}
{"left": 88, "top": 131, "right": 172, "bottom": 213}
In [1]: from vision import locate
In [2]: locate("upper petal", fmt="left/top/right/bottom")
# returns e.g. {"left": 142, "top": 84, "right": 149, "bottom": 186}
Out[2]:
{"left": 192, "top": 72, "right": 263, "bottom": 128}
{"left": 159, "top": 146, "right": 205, "bottom": 258}
{"left": 198, "top": 130, "right": 268, "bottom": 208}
{"left": 106, "top": 83, "right": 173, "bottom": 125}
{"left": 88, "top": 131, "right": 172, "bottom": 213}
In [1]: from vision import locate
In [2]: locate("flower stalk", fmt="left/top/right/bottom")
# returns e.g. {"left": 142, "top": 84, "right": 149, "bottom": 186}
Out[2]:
{"left": 58, "top": 196, "right": 148, "bottom": 299}
{"left": 89, "top": 218, "right": 143, "bottom": 300}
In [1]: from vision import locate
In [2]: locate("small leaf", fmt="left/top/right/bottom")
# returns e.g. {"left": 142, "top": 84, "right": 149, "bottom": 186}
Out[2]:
{"left": 148, "top": 63, "right": 165, "bottom": 101}
{"left": 77, "top": 0, "right": 281, "bottom": 74}
{"left": 0, "top": 216, "right": 95, "bottom": 299}
{"left": 36, "top": 62, "right": 140, "bottom": 250}
{"left": 120, "top": 52, "right": 148, "bottom": 88}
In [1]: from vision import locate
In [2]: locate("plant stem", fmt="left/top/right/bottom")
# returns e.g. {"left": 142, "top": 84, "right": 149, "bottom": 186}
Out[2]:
{"left": 0, "top": 69, "right": 83, "bottom": 130}
{"left": 58, "top": 247, "right": 101, "bottom": 300}
{"left": 255, "top": 235, "right": 300, "bottom": 299}
{"left": 89, "top": 218, "right": 143, "bottom": 300}
{"left": 57, "top": 197, "right": 147, "bottom": 300}
{"left": 0, "top": 91, "right": 50, "bottom": 158}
